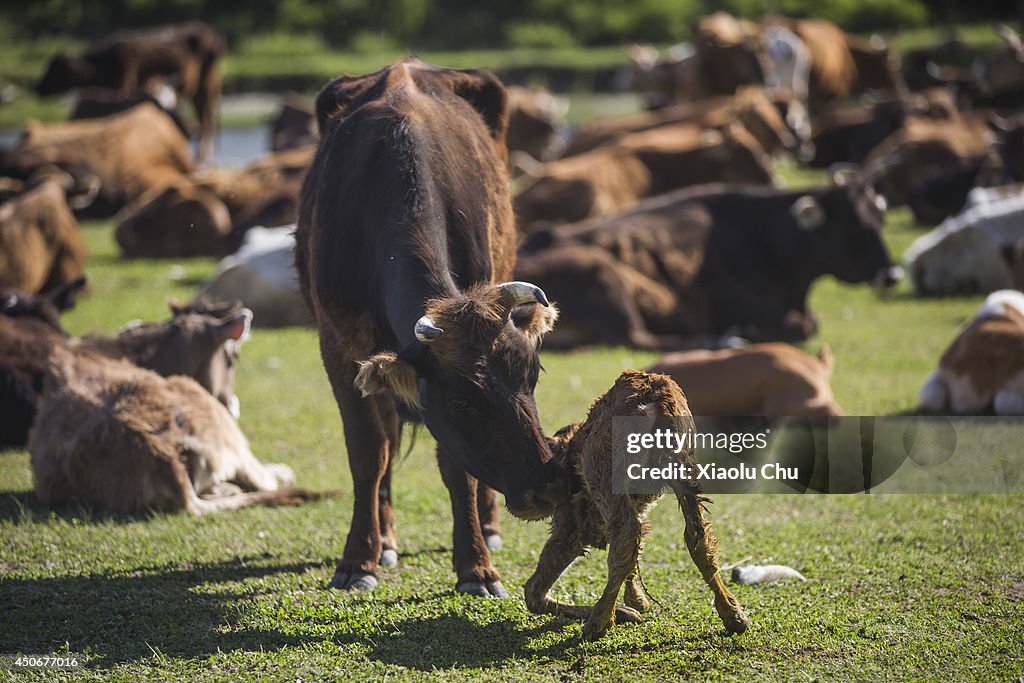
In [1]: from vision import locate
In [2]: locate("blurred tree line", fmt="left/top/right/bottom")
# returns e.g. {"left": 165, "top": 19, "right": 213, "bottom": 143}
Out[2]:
{"left": 3, "top": 0, "right": 1018, "bottom": 49}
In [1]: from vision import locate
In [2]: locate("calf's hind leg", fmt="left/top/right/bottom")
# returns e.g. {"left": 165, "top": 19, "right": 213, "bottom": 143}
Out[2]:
{"left": 676, "top": 491, "right": 748, "bottom": 634}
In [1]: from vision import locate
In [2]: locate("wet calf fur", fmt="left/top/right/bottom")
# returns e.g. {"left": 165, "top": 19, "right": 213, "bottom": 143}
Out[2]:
{"left": 524, "top": 371, "right": 748, "bottom": 640}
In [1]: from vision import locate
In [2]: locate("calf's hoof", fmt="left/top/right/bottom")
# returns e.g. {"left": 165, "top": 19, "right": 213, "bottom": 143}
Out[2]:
{"left": 614, "top": 605, "right": 644, "bottom": 624}
{"left": 719, "top": 607, "right": 750, "bottom": 635}
{"left": 582, "top": 615, "right": 612, "bottom": 641}
{"left": 379, "top": 549, "right": 399, "bottom": 567}
{"left": 328, "top": 570, "right": 378, "bottom": 592}
{"left": 456, "top": 580, "right": 508, "bottom": 598}
{"left": 485, "top": 533, "right": 503, "bottom": 551}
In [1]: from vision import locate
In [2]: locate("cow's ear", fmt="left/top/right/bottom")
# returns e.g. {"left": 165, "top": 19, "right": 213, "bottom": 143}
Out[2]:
{"left": 511, "top": 302, "right": 560, "bottom": 347}
{"left": 355, "top": 351, "right": 420, "bottom": 406}
{"left": 448, "top": 69, "right": 510, "bottom": 144}
{"left": 791, "top": 195, "right": 825, "bottom": 230}
{"left": 314, "top": 74, "right": 376, "bottom": 132}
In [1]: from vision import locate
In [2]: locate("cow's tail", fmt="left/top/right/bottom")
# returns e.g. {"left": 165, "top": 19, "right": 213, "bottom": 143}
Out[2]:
{"left": 186, "top": 488, "right": 337, "bottom": 515}
{"left": 817, "top": 343, "right": 834, "bottom": 375}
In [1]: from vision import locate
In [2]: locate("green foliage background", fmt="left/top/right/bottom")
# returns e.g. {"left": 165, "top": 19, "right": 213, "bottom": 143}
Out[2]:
{"left": 3, "top": 0, "right": 1017, "bottom": 49}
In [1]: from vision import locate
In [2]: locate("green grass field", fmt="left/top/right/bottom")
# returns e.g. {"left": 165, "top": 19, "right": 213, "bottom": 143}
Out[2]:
{"left": 0, "top": 165, "right": 1022, "bottom": 681}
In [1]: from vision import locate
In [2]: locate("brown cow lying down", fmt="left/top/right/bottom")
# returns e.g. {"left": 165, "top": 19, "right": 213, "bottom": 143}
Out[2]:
{"left": 507, "top": 86, "right": 565, "bottom": 162}
{"left": 919, "top": 290, "right": 1024, "bottom": 415}
{"left": 115, "top": 146, "right": 313, "bottom": 258}
{"left": 35, "top": 21, "right": 227, "bottom": 163}
{"left": 562, "top": 88, "right": 800, "bottom": 159}
{"left": 866, "top": 115, "right": 994, "bottom": 206}
{"left": 524, "top": 371, "right": 749, "bottom": 640}
{"left": 0, "top": 179, "right": 87, "bottom": 296}
{"left": 30, "top": 347, "right": 329, "bottom": 515}
{"left": 14, "top": 103, "right": 194, "bottom": 217}
{"left": 514, "top": 123, "right": 774, "bottom": 233}
{"left": 649, "top": 343, "right": 843, "bottom": 416}
{"left": 1, "top": 297, "right": 252, "bottom": 449}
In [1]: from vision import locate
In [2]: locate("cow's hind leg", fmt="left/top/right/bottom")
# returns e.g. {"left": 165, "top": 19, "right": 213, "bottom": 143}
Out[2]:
{"left": 676, "top": 490, "right": 748, "bottom": 634}
{"left": 477, "top": 484, "right": 503, "bottom": 550}
{"left": 437, "top": 446, "right": 505, "bottom": 597}
{"left": 378, "top": 460, "right": 399, "bottom": 567}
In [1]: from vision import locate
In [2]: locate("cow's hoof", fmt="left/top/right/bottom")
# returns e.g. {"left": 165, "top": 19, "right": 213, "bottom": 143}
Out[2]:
{"left": 485, "top": 533, "right": 503, "bottom": 551}
{"left": 379, "top": 549, "right": 399, "bottom": 567}
{"left": 328, "top": 570, "right": 378, "bottom": 592}
{"left": 455, "top": 580, "right": 508, "bottom": 598}
{"left": 614, "top": 605, "right": 644, "bottom": 624}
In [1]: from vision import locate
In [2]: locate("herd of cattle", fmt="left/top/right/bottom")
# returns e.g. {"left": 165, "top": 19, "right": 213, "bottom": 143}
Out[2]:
{"left": 1, "top": 15, "right": 1024, "bottom": 608}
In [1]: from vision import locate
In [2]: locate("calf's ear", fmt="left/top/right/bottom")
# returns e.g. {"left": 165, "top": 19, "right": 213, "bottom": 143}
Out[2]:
{"left": 355, "top": 352, "right": 420, "bottom": 406}
{"left": 791, "top": 195, "right": 825, "bottom": 230}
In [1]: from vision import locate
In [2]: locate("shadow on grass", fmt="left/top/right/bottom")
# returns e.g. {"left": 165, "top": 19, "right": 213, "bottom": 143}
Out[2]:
{"left": 0, "top": 490, "right": 188, "bottom": 525}
{"left": 0, "top": 557, "right": 325, "bottom": 667}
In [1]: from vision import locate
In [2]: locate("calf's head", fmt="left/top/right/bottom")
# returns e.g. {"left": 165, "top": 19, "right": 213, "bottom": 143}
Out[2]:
{"left": 794, "top": 166, "right": 901, "bottom": 289}
{"left": 355, "top": 281, "right": 568, "bottom": 519}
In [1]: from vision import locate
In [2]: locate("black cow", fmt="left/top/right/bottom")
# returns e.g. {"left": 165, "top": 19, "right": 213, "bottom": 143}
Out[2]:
{"left": 522, "top": 170, "right": 900, "bottom": 344}
{"left": 295, "top": 58, "right": 568, "bottom": 596}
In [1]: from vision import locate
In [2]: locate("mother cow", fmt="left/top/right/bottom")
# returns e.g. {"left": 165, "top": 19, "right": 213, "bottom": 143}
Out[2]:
{"left": 295, "top": 58, "right": 567, "bottom": 596}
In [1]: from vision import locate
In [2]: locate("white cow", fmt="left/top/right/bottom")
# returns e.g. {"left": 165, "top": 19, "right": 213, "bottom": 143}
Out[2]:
{"left": 904, "top": 189, "right": 1024, "bottom": 296}
{"left": 198, "top": 225, "right": 312, "bottom": 327}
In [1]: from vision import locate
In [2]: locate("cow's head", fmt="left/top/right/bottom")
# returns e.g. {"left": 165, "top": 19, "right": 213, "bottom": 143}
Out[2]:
{"left": 793, "top": 165, "right": 901, "bottom": 289}
{"left": 0, "top": 277, "right": 87, "bottom": 335}
{"left": 114, "top": 182, "right": 231, "bottom": 258}
{"left": 115, "top": 299, "right": 252, "bottom": 418}
{"left": 35, "top": 53, "right": 89, "bottom": 96}
{"left": 355, "top": 281, "right": 568, "bottom": 519}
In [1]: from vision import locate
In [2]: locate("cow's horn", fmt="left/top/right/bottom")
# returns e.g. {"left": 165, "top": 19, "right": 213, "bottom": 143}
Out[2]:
{"left": 414, "top": 315, "right": 443, "bottom": 342}
{"left": 862, "top": 153, "right": 900, "bottom": 181}
{"left": 497, "top": 281, "right": 550, "bottom": 309}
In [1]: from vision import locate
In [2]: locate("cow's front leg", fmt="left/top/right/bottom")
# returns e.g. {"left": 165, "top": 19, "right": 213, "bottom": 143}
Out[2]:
{"left": 324, "top": 351, "right": 400, "bottom": 592}
{"left": 437, "top": 446, "right": 505, "bottom": 597}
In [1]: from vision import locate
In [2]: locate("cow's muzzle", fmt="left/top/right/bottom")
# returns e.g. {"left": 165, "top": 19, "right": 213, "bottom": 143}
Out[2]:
{"left": 873, "top": 266, "right": 904, "bottom": 290}
{"left": 506, "top": 474, "right": 570, "bottom": 521}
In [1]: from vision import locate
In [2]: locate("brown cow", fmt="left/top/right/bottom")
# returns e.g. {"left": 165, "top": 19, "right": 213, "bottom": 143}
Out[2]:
{"left": 115, "top": 146, "right": 313, "bottom": 257}
{"left": 649, "top": 343, "right": 843, "bottom": 417}
{"left": 866, "top": 114, "right": 994, "bottom": 206}
{"left": 35, "top": 22, "right": 227, "bottom": 162}
{"left": 919, "top": 290, "right": 1024, "bottom": 414}
{"left": 295, "top": 58, "right": 569, "bottom": 595}
{"left": 507, "top": 86, "right": 565, "bottom": 162}
{"left": 525, "top": 370, "right": 749, "bottom": 640}
{"left": 13, "top": 103, "right": 194, "bottom": 217}
{"left": 30, "top": 346, "right": 328, "bottom": 514}
{"left": 0, "top": 179, "right": 87, "bottom": 297}
{"left": 270, "top": 94, "right": 318, "bottom": 152}
{"left": 515, "top": 123, "right": 775, "bottom": 234}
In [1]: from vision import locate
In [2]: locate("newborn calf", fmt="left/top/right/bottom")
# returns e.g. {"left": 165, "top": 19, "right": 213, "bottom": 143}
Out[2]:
{"left": 525, "top": 370, "right": 748, "bottom": 640}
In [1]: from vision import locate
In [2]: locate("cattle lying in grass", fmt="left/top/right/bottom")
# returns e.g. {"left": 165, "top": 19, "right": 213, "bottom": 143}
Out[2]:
{"left": 35, "top": 22, "right": 226, "bottom": 162}
{"left": 973, "top": 24, "right": 1024, "bottom": 99}
{"left": 904, "top": 189, "right": 1024, "bottom": 295}
{"left": 0, "top": 296, "right": 251, "bottom": 449}
{"left": 295, "top": 58, "right": 570, "bottom": 595}
{"left": 515, "top": 124, "right": 775, "bottom": 233}
{"left": 919, "top": 290, "right": 1024, "bottom": 415}
{"left": 525, "top": 370, "right": 748, "bottom": 640}
{"left": 115, "top": 146, "right": 313, "bottom": 257}
{"left": 0, "top": 278, "right": 86, "bottom": 449}
{"left": 10, "top": 103, "right": 194, "bottom": 217}
{"left": 562, "top": 88, "right": 801, "bottom": 160}
{"left": 866, "top": 115, "right": 994, "bottom": 206}
{"left": 199, "top": 226, "right": 312, "bottom": 327}
{"left": 507, "top": 86, "right": 565, "bottom": 162}
{"left": 270, "top": 94, "right": 318, "bottom": 152}
{"left": 30, "top": 346, "right": 328, "bottom": 514}
{"left": 522, "top": 170, "right": 899, "bottom": 343}
{"left": 649, "top": 343, "right": 843, "bottom": 416}
{"left": 0, "top": 179, "right": 87, "bottom": 296}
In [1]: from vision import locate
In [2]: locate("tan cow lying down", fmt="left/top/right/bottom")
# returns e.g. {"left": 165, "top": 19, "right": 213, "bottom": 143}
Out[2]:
{"left": 0, "top": 179, "right": 87, "bottom": 296}
{"left": 16, "top": 103, "right": 194, "bottom": 217}
{"left": 919, "top": 290, "right": 1024, "bottom": 415}
{"left": 649, "top": 343, "right": 843, "bottom": 416}
{"left": 115, "top": 146, "right": 314, "bottom": 258}
{"left": 30, "top": 347, "right": 330, "bottom": 515}
{"left": 525, "top": 371, "right": 748, "bottom": 640}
